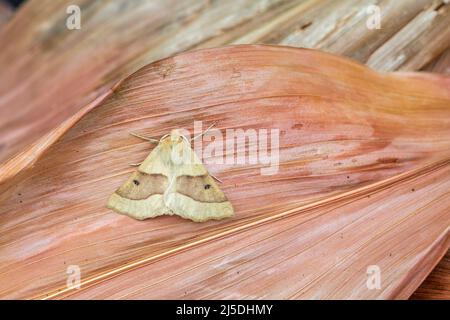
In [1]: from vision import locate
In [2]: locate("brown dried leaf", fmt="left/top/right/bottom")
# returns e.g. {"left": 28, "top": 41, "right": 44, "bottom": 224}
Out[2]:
{"left": 0, "top": 45, "right": 449, "bottom": 299}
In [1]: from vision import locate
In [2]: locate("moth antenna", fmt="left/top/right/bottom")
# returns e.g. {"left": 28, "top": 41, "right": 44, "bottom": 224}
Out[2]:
{"left": 129, "top": 163, "right": 142, "bottom": 167}
{"left": 191, "top": 122, "right": 217, "bottom": 141}
{"left": 181, "top": 134, "right": 191, "bottom": 145}
{"left": 210, "top": 173, "right": 223, "bottom": 184}
{"left": 130, "top": 132, "right": 159, "bottom": 143}
{"left": 159, "top": 133, "right": 170, "bottom": 142}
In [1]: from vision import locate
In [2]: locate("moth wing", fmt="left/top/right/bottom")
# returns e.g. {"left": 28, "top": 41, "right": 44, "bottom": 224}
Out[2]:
{"left": 138, "top": 140, "right": 173, "bottom": 176}
{"left": 108, "top": 192, "right": 170, "bottom": 220}
{"left": 165, "top": 174, "right": 234, "bottom": 222}
{"left": 165, "top": 141, "right": 234, "bottom": 222}
{"left": 107, "top": 143, "right": 172, "bottom": 220}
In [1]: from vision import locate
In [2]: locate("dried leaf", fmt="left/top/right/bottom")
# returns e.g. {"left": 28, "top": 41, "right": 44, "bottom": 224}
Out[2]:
{"left": 2, "top": 0, "right": 449, "bottom": 174}
{"left": 0, "top": 45, "right": 449, "bottom": 299}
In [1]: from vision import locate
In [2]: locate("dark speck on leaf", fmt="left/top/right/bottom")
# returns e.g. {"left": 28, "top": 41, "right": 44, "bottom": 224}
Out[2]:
{"left": 204, "top": 184, "right": 211, "bottom": 190}
{"left": 300, "top": 21, "right": 313, "bottom": 30}
{"left": 133, "top": 180, "right": 140, "bottom": 186}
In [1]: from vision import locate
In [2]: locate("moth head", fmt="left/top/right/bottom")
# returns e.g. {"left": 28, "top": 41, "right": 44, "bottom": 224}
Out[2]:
{"left": 169, "top": 129, "right": 190, "bottom": 145}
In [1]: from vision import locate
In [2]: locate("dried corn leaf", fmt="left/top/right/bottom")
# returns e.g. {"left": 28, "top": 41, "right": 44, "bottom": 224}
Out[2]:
{"left": 0, "top": 45, "right": 449, "bottom": 299}
{"left": 0, "top": 1, "right": 13, "bottom": 28}
{"left": 2, "top": 0, "right": 449, "bottom": 177}
{"left": 67, "top": 160, "right": 450, "bottom": 299}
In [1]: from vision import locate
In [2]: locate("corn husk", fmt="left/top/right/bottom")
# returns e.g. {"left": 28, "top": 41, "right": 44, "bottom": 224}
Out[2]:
{"left": 0, "top": 45, "right": 449, "bottom": 299}
{"left": 1, "top": 0, "right": 449, "bottom": 171}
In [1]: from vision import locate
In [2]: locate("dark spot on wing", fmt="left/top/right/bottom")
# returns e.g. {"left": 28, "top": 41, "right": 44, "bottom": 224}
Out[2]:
{"left": 176, "top": 175, "right": 227, "bottom": 203}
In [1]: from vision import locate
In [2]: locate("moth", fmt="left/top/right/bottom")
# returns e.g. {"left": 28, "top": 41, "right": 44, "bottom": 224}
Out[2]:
{"left": 107, "top": 127, "right": 234, "bottom": 222}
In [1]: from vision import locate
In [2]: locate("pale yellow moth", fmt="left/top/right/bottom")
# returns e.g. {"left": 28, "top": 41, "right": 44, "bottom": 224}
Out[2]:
{"left": 107, "top": 128, "right": 234, "bottom": 222}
